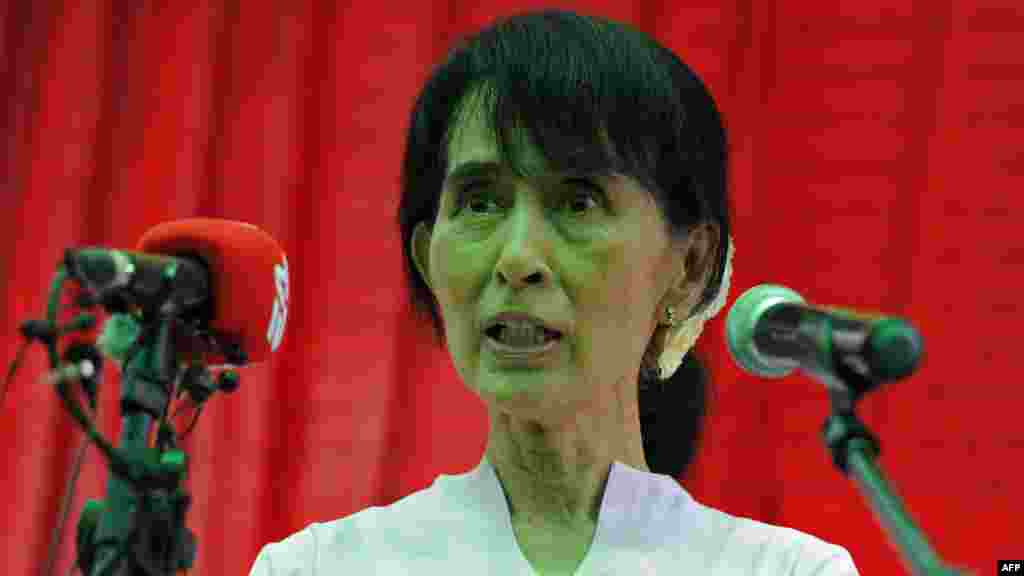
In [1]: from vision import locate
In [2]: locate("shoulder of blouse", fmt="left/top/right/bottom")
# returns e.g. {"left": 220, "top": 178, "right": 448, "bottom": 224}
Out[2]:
{"left": 247, "top": 471, "right": 470, "bottom": 575}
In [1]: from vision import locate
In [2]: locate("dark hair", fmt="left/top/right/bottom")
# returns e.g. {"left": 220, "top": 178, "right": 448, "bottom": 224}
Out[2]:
{"left": 640, "top": 351, "right": 711, "bottom": 478}
{"left": 397, "top": 10, "right": 729, "bottom": 477}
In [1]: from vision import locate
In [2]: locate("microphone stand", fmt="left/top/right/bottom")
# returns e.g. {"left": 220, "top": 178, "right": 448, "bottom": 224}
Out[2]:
{"left": 816, "top": 367, "right": 968, "bottom": 576}
{"left": 9, "top": 250, "right": 250, "bottom": 574}
{"left": 15, "top": 263, "right": 243, "bottom": 575}
{"left": 82, "top": 315, "right": 195, "bottom": 576}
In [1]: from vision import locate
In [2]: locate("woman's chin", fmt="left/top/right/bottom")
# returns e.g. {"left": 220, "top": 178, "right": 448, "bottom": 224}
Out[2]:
{"left": 470, "top": 367, "right": 567, "bottom": 404}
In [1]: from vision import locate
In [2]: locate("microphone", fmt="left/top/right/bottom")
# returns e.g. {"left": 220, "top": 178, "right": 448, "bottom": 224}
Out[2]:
{"left": 725, "top": 284, "right": 923, "bottom": 391}
{"left": 64, "top": 219, "right": 289, "bottom": 365}
{"left": 64, "top": 249, "right": 210, "bottom": 315}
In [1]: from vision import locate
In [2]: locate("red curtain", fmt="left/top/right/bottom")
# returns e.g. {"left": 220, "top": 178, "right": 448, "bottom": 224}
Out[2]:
{"left": 3, "top": 1, "right": 1020, "bottom": 574}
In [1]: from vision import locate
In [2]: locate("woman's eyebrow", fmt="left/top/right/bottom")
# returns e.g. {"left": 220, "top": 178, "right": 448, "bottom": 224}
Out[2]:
{"left": 443, "top": 160, "right": 615, "bottom": 190}
{"left": 444, "top": 160, "right": 501, "bottom": 183}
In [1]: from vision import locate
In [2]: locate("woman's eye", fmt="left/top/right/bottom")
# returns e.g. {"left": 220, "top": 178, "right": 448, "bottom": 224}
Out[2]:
{"left": 563, "top": 179, "right": 604, "bottom": 214}
{"left": 457, "top": 182, "right": 501, "bottom": 214}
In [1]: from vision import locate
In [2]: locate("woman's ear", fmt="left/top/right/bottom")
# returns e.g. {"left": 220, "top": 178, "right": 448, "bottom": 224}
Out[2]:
{"left": 645, "top": 222, "right": 720, "bottom": 375}
{"left": 659, "top": 222, "right": 720, "bottom": 321}
{"left": 411, "top": 222, "right": 434, "bottom": 292}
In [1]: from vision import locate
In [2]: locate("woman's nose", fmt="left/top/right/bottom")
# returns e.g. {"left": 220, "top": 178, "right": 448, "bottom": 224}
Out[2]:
{"left": 494, "top": 203, "right": 553, "bottom": 290}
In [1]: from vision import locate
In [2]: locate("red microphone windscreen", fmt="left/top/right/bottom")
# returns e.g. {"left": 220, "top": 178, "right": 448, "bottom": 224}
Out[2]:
{"left": 136, "top": 218, "right": 288, "bottom": 365}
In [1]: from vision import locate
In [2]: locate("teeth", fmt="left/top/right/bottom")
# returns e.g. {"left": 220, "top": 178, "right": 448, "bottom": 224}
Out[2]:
{"left": 496, "top": 320, "right": 547, "bottom": 347}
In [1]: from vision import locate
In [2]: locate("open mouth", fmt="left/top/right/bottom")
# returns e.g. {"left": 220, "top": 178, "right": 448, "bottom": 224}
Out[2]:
{"left": 484, "top": 322, "right": 562, "bottom": 348}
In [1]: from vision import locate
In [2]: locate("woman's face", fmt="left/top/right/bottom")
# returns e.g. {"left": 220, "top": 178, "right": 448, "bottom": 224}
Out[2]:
{"left": 414, "top": 107, "right": 684, "bottom": 421}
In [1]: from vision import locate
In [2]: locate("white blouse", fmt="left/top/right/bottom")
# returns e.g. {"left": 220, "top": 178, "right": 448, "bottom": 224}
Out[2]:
{"left": 250, "top": 457, "right": 859, "bottom": 575}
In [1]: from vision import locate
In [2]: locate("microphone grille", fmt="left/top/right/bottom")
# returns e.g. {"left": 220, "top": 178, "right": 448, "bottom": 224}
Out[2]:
{"left": 725, "top": 284, "right": 805, "bottom": 378}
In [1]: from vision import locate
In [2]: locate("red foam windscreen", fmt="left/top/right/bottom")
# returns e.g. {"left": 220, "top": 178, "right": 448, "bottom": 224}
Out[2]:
{"left": 136, "top": 218, "right": 288, "bottom": 365}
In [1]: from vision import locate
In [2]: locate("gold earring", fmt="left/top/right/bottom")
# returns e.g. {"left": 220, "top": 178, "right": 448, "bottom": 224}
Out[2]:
{"left": 665, "top": 306, "right": 676, "bottom": 326}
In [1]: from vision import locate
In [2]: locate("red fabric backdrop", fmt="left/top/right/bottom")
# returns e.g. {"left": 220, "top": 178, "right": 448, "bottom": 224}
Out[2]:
{"left": 2, "top": 1, "right": 1021, "bottom": 574}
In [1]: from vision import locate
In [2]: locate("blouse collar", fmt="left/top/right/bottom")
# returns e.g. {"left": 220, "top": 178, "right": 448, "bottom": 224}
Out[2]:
{"left": 457, "top": 455, "right": 694, "bottom": 574}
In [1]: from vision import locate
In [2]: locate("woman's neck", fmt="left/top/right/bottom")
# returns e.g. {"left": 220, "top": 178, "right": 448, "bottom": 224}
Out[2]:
{"left": 483, "top": 400, "right": 649, "bottom": 529}
{"left": 483, "top": 401, "right": 649, "bottom": 575}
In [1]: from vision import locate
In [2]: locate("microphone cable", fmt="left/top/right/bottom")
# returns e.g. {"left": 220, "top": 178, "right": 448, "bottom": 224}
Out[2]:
{"left": 45, "top": 341, "right": 104, "bottom": 576}
{"left": 51, "top": 434, "right": 91, "bottom": 576}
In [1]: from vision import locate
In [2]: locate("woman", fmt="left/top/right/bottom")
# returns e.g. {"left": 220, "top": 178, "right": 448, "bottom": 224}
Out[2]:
{"left": 251, "top": 10, "right": 858, "bottom": 575}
